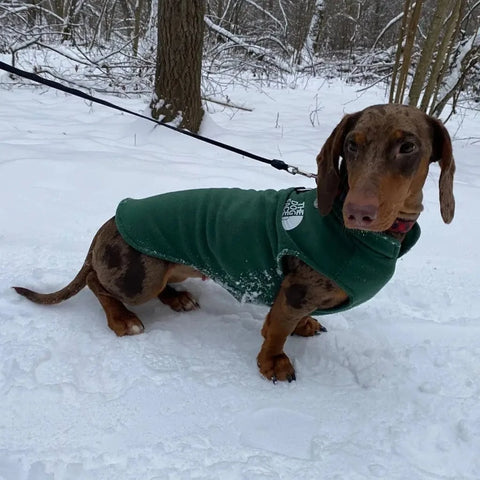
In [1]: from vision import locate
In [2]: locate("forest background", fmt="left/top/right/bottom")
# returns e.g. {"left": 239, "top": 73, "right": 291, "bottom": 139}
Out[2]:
{"left": 2, "top": 0, "right": 480, "bottom": 126}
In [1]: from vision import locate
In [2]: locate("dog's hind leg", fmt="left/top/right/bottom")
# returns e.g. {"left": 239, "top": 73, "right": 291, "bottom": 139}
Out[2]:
{"left": 158, "top": 285, "right": 199, "bottom": 312}
{"left": 86, "top": 271, "right": 144, "bottom": 336}
{"left": 156, "top": 264, "right": 204, "bottom": 312}
{"left": 292, "top": 316, "right": 327, "bottom": 337}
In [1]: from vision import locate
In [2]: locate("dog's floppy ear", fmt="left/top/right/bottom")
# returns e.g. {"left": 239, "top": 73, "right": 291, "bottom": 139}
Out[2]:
{"left": 316, "top": 112, "right": 361, "bottom": 215}
{"left": 429, "top": 117, "right": 455, "bottom": 223}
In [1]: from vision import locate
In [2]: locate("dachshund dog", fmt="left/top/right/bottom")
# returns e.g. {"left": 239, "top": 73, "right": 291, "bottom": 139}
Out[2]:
{"left": 14, "top": 104, "right": 455, "bottom": 382}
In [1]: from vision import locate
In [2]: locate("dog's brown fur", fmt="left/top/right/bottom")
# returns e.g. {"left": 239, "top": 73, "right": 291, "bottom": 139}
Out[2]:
{"left": 13, "top": 105, "right": 455, "bottom": 382}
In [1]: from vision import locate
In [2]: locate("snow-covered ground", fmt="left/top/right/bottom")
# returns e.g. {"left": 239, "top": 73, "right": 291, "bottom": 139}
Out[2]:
{"left": 1, "top": 67, "right": 479, "bottom": 480}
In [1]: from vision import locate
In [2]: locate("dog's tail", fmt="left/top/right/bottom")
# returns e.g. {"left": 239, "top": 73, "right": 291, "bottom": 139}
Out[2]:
{"left": 13, "top": 260, "right": 91, "bottom": 305}
{"left": 13, "top": 230, "right": 99, "bottom": 305}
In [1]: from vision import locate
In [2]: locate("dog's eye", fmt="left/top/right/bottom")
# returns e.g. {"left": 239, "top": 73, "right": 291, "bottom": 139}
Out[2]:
{"left": 346, "top": 139, "right": 358, "bottom": 153}
{"left": 399, "top": 141, "right": 416, "bottom": 154}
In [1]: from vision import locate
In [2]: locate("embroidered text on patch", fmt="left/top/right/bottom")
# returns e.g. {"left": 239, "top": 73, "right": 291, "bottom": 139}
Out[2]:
{"left": 281, "top": 199, "right": 305, "bottom": 230}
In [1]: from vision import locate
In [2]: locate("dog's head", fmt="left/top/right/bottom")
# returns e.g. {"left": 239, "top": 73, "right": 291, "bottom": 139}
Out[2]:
{"left": 316, "top": 104, "right": 455, "bottom": 231}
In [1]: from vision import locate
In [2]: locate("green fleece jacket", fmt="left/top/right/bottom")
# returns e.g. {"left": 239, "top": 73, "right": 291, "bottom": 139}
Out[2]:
{"left": 115, "top": 188, "right": 420, "bottom": 314}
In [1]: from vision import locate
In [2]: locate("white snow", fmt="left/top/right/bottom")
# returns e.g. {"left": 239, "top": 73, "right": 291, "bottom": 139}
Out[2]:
{"left": 1, "top": 68, "right": 479, "bottom": 480}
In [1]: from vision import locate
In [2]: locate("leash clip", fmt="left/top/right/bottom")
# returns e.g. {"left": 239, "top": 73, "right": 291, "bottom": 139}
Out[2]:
{"left": 287, "top": 165, "right": 317, "bottom": 179}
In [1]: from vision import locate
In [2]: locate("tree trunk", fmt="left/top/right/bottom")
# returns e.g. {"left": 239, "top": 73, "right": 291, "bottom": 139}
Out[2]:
{"left": 408, "top": 0, "right": 450, "bottom": 107}
{"left": 420, "top": 1, "right": 463, "bottom": 112}
{"left": 298, "top": 0, "right": 323, "bottom": 66}
{"left": 389, "top": 0, "right": 412, "bottom": 103}
{"left": 132, "top": 0, "right": 145, "bottom": 57}
{"left": 151, "top": 0, "right": 205, "bottom": 132}
{"left": 391, "top": 0, "right": 423, "bottom": 104}
{"left": 62, "top": 0, "right": 79, "bottom": 43}
{"left": 432, "top": 26, "right": 480, "bottom": 118}
{"left": 427, "top": 0, "right": 465, "bottom": 115}
{"left": 27, "top": 0, "right": 40, "bottom": 27}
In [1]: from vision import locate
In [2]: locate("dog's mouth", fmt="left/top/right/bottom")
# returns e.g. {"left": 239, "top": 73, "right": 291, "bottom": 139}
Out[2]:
{"left": 344, "top": 214, "right": 379, "bottom": 231}
{"left": 343, "top": 212, "right": 416, "bottom": 234}
{"left": 341, "top": 193, "right": 419, "bottom": 233}
{"left": 342, "top": 204, "right": 388, "bottom": 231}
{"left": 338, "top": 187, "right": 418, "bottom": 234}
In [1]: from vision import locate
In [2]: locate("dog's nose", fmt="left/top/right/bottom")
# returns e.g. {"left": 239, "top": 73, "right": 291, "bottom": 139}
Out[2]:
{"left": 344, "top": 201, "right": 378, "bottom": 229}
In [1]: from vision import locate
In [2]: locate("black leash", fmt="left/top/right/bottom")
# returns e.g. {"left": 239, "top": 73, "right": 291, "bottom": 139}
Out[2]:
{"left": 0, "top": 60, "right": 316, "bottom": 179}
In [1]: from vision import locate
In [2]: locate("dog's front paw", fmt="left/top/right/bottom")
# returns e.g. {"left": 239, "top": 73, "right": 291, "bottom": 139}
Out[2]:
{"left": 257, "top": 352, "right": 296, "bottom": 383}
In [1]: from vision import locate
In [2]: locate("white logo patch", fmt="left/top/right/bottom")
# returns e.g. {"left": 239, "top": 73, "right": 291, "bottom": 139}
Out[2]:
{"left": 281, "top": 199, "right": 305, "bottom": 230}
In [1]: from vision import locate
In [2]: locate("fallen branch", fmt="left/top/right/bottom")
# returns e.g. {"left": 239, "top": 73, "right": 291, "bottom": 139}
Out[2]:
{"left": 204, "top": 15, "right": 293, "bottom": 74}
{"left": 202, "top": 96, "right": 253, "bottom": 111}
